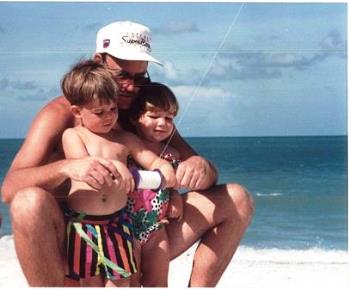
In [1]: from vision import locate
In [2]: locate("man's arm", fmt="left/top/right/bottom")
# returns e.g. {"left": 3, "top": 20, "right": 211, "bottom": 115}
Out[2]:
{"left": 169, "top": 129, "right": 218, "bottom": 190}
{"left": 1, "top": 99, "right": 74, "bottom": 203}
{"left": 1, "top": 98, "right": 119, "bottom": 203}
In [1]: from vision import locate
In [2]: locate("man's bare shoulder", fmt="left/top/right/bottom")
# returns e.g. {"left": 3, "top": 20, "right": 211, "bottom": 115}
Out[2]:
{"left": 31, "top": 96, "right": 75, "bottom": 135}
{"left": 37, "top": 96, "right": 73, "bottom": 122}
{"left": 8, "top": 96, "right": 73, "bottom": 170}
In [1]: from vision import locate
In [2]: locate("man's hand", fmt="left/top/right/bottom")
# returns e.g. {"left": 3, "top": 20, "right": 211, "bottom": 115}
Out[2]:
{"left": 62, "top": 157, "right": 120, "bottom": 190}
{"left": 176, "top": 155, "right": 218, "bottom": 190}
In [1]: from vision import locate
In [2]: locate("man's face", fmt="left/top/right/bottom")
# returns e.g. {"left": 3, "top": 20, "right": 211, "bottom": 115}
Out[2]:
{"left": 102, "top": 54, "right": 149, "bottom": 110}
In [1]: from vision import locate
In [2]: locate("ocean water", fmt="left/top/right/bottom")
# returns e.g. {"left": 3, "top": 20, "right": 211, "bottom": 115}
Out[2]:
{"left": 0, "top": 136, "right": 348, "bottom": 252}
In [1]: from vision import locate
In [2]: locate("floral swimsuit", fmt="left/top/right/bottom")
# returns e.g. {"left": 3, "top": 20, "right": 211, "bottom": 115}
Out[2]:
{"left": 126, "top": 153, "right": 180, "bottom": 245}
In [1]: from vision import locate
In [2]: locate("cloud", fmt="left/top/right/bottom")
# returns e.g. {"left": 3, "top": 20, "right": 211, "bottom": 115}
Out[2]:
{"left": 209, "top": 30, "right": 346, "bottom": 81}
{"left": 12, "top": 80, "right": 38, "bottom": 90}
{"left": 209, "top": 55, "right": 283, "bottom": 81}
{"left": 150, "top": 60, "right": 202, "bottom": 86}
{"left": 0, "top": 78, "right": 9, "bottom": 89}
{"left": 159, "top": 61, "right": 178, "bottom": 81}
{"left": 153, "top": 22, "right": 199, "bottom": 35}
{"left": 0, "top": 78, "right": 38, "bottom": 90}
{"left": 319, "top": 30, "right": 347, "bottom": 57}
{"left": 172, "top": 85, "right": 233, "bottom": 99}
{"left": 172, "top": 85, "right": 240, "bottom": 136}
{"left": 16, "top": 87, "right": 60, "bottom": 102}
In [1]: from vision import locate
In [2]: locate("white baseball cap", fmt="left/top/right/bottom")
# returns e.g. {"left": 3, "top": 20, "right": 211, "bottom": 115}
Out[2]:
{"left": 96, "top": 21, "right": 162, "bottom": 65}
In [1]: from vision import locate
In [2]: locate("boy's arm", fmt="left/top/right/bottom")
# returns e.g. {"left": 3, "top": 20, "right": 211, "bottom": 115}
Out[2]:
{"left": 169, "top": 129, "right": 218, "bottom": 190}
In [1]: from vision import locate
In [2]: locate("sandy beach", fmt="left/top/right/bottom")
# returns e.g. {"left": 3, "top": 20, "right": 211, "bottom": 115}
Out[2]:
{"left": 0, "top": 235, "right": 348, "bottom": 288}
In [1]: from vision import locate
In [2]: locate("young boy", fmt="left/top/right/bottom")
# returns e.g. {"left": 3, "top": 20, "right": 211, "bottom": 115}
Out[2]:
{"left": 127, "top": 82, "right": 183, "bottom": 286}
{"left": 61, "top": 60, "right": 176, "bottom": 287}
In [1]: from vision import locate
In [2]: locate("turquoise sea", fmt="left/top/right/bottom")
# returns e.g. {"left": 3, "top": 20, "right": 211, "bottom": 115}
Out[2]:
{"left": 0, "top": 136, "right": 347, "bottom": 250}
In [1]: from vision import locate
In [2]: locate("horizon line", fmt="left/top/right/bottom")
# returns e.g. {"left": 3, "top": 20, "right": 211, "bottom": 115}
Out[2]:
{"left": 0, "top": 134, "right": 347, "bottom": 140}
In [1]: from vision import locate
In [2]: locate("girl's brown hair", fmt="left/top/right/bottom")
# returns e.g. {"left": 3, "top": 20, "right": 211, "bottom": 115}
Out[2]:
{"left": 130, "top": 82, "right": 179, "bottom": 120}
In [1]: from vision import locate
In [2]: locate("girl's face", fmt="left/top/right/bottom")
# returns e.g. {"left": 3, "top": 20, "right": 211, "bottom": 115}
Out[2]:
{"left": 75, "top": 100, "right": 118, "bottom": 134}
{"left": 136, "top": 108, "right": 175, "bottom": 143}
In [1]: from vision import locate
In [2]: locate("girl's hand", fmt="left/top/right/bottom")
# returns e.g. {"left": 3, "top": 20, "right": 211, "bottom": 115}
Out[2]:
{"left": 159, "top": 164, "right": 177, "bottom": 189}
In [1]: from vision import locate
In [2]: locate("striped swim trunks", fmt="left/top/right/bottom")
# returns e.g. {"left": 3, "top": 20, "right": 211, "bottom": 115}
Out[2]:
{"left": 65, "top": 208, "right": 137, "bottom": 281}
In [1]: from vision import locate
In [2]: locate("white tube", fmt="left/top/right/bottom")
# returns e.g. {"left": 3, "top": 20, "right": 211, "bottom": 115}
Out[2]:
{"left": 131, "top": 168, "right": 164, "bottom": 190}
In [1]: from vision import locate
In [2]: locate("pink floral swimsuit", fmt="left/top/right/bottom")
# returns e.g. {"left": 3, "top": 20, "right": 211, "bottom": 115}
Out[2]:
{"left": 126, "top": 153, "right": 179, "bottom": 245}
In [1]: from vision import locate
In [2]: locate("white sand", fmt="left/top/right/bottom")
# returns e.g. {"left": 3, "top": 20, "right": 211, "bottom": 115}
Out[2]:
{"left": 0, "top": 235, "right": 348, "bottom": 288}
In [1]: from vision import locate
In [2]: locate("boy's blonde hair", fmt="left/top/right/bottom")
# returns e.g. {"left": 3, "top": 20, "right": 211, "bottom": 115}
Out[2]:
{"left": 61, "top": 59, "right": 118, "bottom": 106}
{"left": 130, "top": 82, "right": 179, "bottom": 120}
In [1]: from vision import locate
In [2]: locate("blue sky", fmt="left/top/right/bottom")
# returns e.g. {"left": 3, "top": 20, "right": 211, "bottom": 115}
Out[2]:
{"left": 0, "top": 2, "right": 347, "bottom": 138}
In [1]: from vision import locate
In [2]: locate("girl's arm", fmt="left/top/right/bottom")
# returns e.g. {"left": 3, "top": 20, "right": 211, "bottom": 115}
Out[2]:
{"left": 126, "top": 134, "right": 177, "bottom": 189}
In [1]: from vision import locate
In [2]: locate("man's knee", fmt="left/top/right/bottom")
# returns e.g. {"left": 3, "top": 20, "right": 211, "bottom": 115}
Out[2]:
{"left": 226, "top": 183, "right": 254, "bottom": 224}
{"left": 10, "top": 187, "right": 60, "bottom": 226}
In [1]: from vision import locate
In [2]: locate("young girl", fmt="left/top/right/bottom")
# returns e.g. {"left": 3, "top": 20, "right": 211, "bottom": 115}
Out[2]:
{"left": 127, "top": 82, "right": 184, "bottom": 286}
{"left": 61, "top": 60, "right": 176, "bottom": 287}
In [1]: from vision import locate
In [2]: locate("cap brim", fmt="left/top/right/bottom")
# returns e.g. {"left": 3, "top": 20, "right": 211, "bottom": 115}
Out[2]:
{"left": 108, "top": 50, "right": 163, "bottom": 66}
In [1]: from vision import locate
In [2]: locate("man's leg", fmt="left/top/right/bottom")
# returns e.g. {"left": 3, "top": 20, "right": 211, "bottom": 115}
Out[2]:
{"left": 166, "top": 183, "right": 254, "bottom": 287}
{"left": 10, "top": 187, "right": 66, "bottom": 286}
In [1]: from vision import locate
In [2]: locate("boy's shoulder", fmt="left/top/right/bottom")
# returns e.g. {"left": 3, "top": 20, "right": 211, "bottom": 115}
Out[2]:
{"left": 62, "top": 126, "right": 92, "bottom": 142}
{"left": 112, "top": 128, "right": 139, "bottom": 141}
{"left": 63, "top": 125, "right": 82, "bottom": 134}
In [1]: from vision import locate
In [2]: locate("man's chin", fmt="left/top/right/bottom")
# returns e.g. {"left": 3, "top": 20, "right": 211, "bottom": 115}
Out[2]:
{"left": 118, "top": 95, "right": 135, "bottom": 110}
{"left": 118, "top": 103, "right": 132, "bottom": 110}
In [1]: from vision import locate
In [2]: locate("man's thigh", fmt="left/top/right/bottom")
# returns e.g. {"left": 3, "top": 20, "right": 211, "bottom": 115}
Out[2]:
{"left": 166, "top": 184, "right": 232, "bottom": 259}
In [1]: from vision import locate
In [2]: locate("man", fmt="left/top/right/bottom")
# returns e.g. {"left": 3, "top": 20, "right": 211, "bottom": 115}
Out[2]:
{"left": 1, "top": 21, "right": 254, "bottom": 287}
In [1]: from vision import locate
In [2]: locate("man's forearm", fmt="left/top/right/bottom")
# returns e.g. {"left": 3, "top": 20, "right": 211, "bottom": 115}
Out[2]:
{"left": 197, "top": 158, "right": 218, "bottom": 190}
{"left": 168, "top": 129, "right": 219, "bottom": 190}
{"left": 168, "top": 128, "right": 197, "bottom": 160}
{"left": 1, "top": 159, "right": 69, "bottom": 203}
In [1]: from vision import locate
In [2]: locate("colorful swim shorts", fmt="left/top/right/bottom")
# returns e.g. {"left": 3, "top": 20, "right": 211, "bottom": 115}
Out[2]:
{"left": 65, "top": 208, "right": 137, "bottom": 280}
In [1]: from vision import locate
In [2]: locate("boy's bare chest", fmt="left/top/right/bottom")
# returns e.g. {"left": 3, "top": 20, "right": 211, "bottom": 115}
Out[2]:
{"left": 83, "top": 134, "right": 129, "bottom": 162}
{"left": 77, "top": 133, "right": 129, "bottom": 161}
